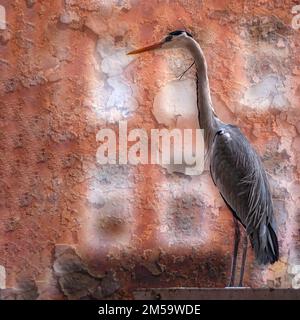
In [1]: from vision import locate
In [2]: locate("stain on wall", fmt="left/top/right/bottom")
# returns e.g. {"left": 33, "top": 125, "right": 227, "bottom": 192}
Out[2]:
{"left": 0, "top": 0, "right": 300, "bottom": 299}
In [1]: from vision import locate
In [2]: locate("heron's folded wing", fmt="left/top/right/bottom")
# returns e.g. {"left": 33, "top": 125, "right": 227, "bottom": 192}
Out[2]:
{"left": 209, "top": 125, "right": 274, "bottom": 234}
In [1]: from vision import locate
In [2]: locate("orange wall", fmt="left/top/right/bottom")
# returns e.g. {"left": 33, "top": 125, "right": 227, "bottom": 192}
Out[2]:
{"left": 0, "top": 0, "right": 300, "bottom": 298}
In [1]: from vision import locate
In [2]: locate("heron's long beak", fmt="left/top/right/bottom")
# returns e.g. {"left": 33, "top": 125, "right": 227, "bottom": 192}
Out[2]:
{"left": 127, "top": 41, "right": 163, "bottom": 55}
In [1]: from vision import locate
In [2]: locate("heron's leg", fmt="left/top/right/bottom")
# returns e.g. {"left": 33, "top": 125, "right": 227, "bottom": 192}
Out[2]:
{"left": 228, "top": 218, "right": 240, "bottom": 287}
{"left": 238, "top": 235, "right": 248, "bottom": 287}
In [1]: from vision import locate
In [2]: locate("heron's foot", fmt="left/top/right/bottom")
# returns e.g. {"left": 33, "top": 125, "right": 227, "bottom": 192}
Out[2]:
{"left": 238, "top": 281, "right": 250, "bottom": 288}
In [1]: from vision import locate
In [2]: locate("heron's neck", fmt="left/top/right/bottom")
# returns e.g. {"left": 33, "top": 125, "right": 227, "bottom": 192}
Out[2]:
{"left": 186, "top": 39, "right": 220, "bottom": 147}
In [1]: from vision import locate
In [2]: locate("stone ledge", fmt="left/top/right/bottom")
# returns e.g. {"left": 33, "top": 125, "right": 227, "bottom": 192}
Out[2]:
{"left": 133, "top": 288, "right": 300, "bottom": 300}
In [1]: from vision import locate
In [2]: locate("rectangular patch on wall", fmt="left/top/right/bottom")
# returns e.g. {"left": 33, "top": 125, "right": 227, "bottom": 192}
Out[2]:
{"left": 0, "top": 5, "right": 6, "bottom": 30}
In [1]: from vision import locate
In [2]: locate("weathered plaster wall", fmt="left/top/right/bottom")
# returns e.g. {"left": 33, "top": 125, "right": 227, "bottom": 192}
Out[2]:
{"left": 0, "top": 0, "right": 300, "bottom": 299}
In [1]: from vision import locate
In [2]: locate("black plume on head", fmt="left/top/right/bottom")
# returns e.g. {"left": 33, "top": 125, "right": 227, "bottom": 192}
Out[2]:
{"left": 168, "top": 30, "right": 193, "bottom": 37}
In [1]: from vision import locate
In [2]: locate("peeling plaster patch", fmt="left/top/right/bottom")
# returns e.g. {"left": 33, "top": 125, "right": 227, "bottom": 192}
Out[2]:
{"left": 106, "top": 77, "right": 137, "bottom": 118}
{"left": 152, "top": 79, "right": 204, "bottom": 175}
{"left": 241, "top": 75, "right": 289, "bottom": 110}
{"left": 60, "top": 10, "right": 80, "bottom": 24}
{"left": 288, "top": 265, "right": 300, "bottom": 289}
{"left": 0, "top": 265, "right": 6, "bottom": 289}
{"left": 156, "top": 177, "right": 215, "bottom": 247}
{"left": 153, "top": 79, "right": 198, "bottom": 128}
{"left": 0, "top": 5, "right": 6, "bottom": 30}
{"left": 90, "top": 37, "right": 137, "bottom": 122}
{"left": 65, "top": 0, "right": 131, "bottom": 12}
{"left": 292, "top": 274, "right": 300, "bottom": 289}
{"left": 166, "top": 51, "right": 193, "bottom": 76}
{"left": 288, "top": 265, "right": 300, "bottom": 274}
{"left": 83, "top": 166, "right": 135, "bottom": 251}
{"left": 99, "top": 40, "right": 132, "bottom": 77}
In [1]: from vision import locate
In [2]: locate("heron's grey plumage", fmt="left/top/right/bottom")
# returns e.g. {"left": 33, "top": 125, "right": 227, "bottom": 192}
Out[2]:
{"left": 188, "top": 34, "right": 279, "bottom": 265}
{"left": 209, "top": 125, "right": 279, "bottom": 264}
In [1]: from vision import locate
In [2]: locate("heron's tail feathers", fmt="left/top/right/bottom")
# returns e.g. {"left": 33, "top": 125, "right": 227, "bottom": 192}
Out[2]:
{"left": 250, "top": 223, "right": 279, "bottom": 265}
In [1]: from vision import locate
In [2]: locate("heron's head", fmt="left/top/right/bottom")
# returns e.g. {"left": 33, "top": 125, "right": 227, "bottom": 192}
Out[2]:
{"left": 127, "top": 30, "right": 193, "bottom": 55}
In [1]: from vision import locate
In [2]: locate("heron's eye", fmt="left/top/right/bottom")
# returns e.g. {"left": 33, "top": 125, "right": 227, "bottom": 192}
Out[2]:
{"left": 165, "top": 35, "right": 173, "bottom": 42}
{"left": 186, "top": 31, "right": 193, "bottom": 38}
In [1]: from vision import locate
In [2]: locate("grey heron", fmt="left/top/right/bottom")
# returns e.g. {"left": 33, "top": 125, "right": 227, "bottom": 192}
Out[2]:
{"left": 127, "top": 30, "right": 279, "bottom": 287}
